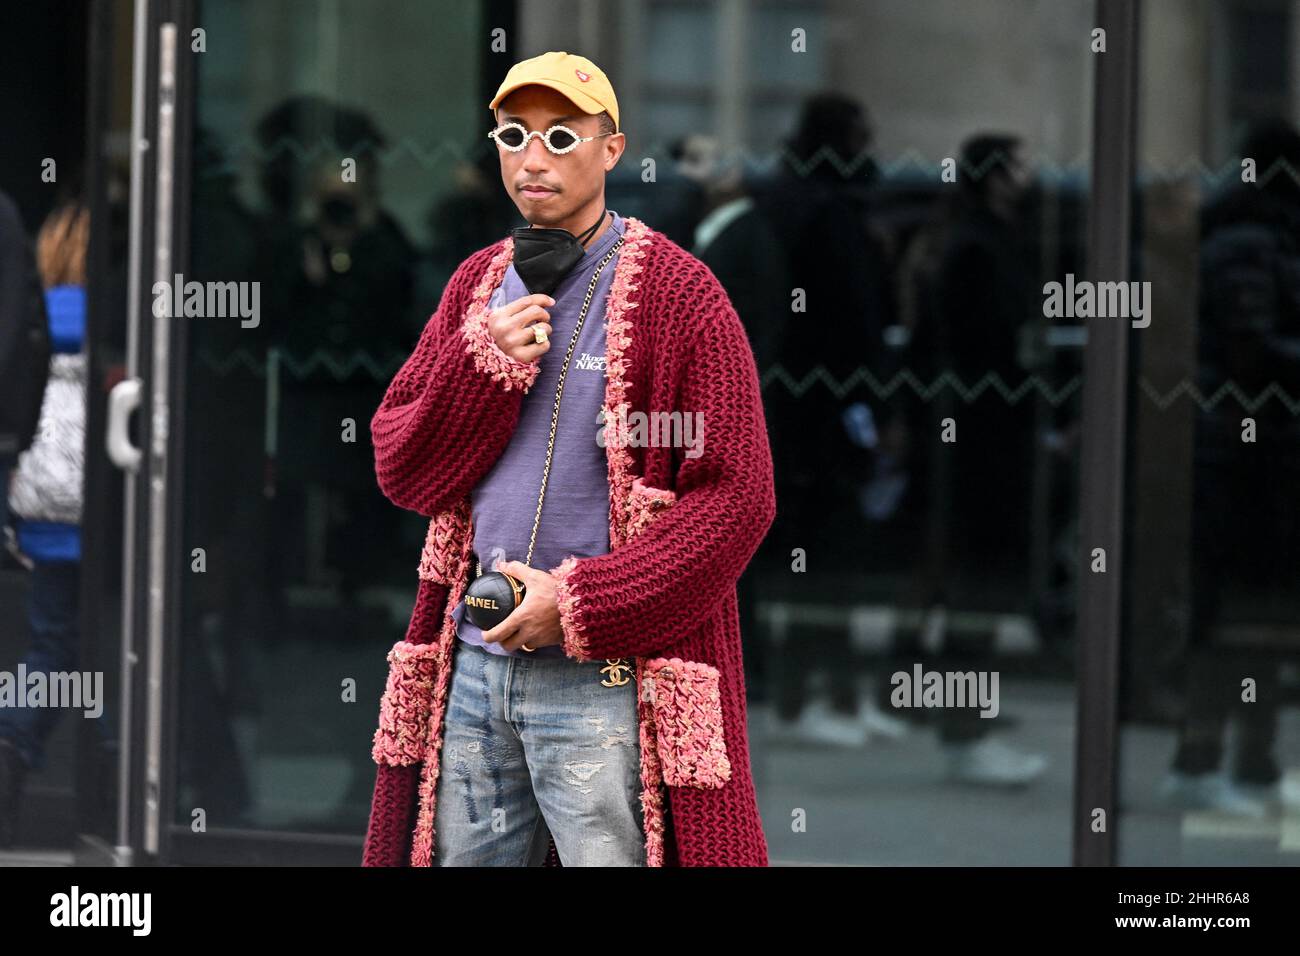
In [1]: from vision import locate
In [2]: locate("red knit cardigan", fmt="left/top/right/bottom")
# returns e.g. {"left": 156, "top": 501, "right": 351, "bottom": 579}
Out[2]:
{"left": 361, "top": 216, "right": 775, "bottom": 867}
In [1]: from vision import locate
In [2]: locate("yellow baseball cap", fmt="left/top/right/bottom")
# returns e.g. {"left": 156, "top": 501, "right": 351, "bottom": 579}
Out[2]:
{"left": 489, "top": 51, "right": 619, "bottom": 132}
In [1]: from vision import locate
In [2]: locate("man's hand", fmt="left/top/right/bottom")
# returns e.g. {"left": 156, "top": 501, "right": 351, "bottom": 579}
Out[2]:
{"left": 490, "top": 294, "right": 556, "bottom": 364}
{"left": 479, "top": 559, "right": 564, "bottom": 653}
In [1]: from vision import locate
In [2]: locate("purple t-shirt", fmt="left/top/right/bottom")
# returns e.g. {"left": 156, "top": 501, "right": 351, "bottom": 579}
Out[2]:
{"left": 452, "top": 212, "right": 625, "bottom": 658}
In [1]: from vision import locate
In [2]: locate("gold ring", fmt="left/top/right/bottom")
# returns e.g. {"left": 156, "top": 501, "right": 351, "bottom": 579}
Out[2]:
{"left": 521, "top": 643, "right": 536, "bottom": 652}
{"left": 532, "top": 325, "right": 548, "bottom": 345}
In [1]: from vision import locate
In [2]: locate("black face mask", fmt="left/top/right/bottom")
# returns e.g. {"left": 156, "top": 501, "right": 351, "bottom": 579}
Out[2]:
{"left": 510, "top": 208, "right": 608, "bottom": 298}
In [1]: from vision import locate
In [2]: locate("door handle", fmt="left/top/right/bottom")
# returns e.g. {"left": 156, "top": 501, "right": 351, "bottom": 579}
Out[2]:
{"left": 107, "top": 377, "right": 143, "bottom": 472}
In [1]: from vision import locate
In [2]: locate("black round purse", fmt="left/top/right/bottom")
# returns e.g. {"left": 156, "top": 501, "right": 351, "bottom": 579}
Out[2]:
{"left": 463, "top": 560, "right": 525, "bottom": 631}
{"left": 462, "top": 231, "right": 626, "bottom": 633}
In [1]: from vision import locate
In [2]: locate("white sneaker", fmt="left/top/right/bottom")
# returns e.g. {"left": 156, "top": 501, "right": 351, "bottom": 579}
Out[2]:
{"left": 1235, "top": 771, "right": 1300, "bottom": 813}
{"left": 769, "top": 701, "right": 869, "bottom": 748}
{"left": 944, "top": 736, "right": 1048, "bottom": 787}
{"left": 1283, "top": 773, "right": 1300, "bottom": 811}
{"left": 858, "top": 701, "right": 910, "bottom": 740}
{"left": 1158, "top": 771, "right": 1269, "bottom": 819}
{"left": 1233, "top": 780, "right": 1284, "bottom": 815}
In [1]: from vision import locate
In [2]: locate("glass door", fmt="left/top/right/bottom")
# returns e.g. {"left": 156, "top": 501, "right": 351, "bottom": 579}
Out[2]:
{"left": 124, "top": 0, "right": 502, "bottom": 864}
{"left": 86, "top": 0, "right": 191, "bottom": 866}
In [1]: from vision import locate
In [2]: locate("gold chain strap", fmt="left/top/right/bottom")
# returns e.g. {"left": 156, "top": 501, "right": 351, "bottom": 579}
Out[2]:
{"left": 525, "top": 235, "right": 624, "bottom": 567}
{"left": 476, "top": 232, "right": 625, "bottom": 576}
{"left": 475, "top": 230, "right": 631, "bottom": 684}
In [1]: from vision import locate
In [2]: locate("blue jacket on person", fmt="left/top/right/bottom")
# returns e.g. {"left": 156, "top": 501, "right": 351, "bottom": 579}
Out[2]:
{"left": 14, "top": 284, "right": 85, "bottom": 563}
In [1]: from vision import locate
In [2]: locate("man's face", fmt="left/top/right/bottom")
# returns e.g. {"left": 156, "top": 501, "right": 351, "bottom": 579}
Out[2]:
{"left": 493, "top": 84, "right": 624, "bottom": 227}
{"left": 308, "top": 159, "right": 377, "bottom": 243}
{"left": 676, "top": 134, "right": 719, "bottom": 184}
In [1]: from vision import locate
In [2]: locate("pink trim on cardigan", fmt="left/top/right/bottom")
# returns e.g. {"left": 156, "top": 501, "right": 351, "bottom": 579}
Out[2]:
{"left": 371, "top": 640, "right": 443, "bottom": 766}
{"left": 635, "top": 657, "right": 667, "bottom": 866}
{"left": 408, "top": 513, "right": 475, "bottom": 867}
{"left": 459, "top": 237, "right": 540, "bottom": 393}
{"left": 549, "top": 554, "right": 590, "bottom": 661}
{"left": 602, "top": 217, "right": 653, "bottom": 549}
{"left": 642, "top": 657, "right": 732, "bottom": 789}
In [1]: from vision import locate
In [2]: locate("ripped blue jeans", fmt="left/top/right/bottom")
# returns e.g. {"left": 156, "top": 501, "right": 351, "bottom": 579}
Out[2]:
{"left": 434, "top": 638, "right": 646, "bottom": 866}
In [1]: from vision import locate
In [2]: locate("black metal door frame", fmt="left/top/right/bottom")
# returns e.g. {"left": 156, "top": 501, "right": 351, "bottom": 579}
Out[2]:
{"left": 1074, "top": 0, "right": 1140, "bottom": 866}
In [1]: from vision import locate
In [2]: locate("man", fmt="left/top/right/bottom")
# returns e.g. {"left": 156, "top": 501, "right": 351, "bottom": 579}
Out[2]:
{"left": 680, "top": 136, "right": 789, "bottom": 708}
{"left": 0, "top": 188, "right": 50, "bottom": 847}
{"left": 1158, "top": 118, "right": 1300, "bottom": 816}
{"left": 749, "top": 92, "right": 891, "bottom": 747}
{"left": 362, "top": 51, "right": 775, "bottom": 867}
{"left": 926, "top": 133, "right": 1047, "bottom": 786}
{"left": 0, "top": 189, "right": 50, "bottom": 539}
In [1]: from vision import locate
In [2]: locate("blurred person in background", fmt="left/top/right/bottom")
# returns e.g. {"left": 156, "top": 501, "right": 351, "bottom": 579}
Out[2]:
{"left": 666, "top": 132, "right": 715, "bottom": 248}
{"left": 0, "top": 188, "right": 50, "bottom": 847}
{"left": 1, "top": 198, "right": 114, "bottom": 846}
{"left": 682, "top": 135, "right": 790, "bottom": 704}
{"left": 750, "top": 91, "right": 898, "bottom": 747}
{"left": 0, "top": 189, "right": 50, "bottom": 565}
{"left": 255, "top": 98, "right": 420, "bottom": 618}
{"left": 905, "top": 133, "right": 1048, "bottom": 786}
{"left": 1159, "top": 118, "right": 1300, "bottom": 816}
{"left": 686, "top": 136, "right": 788, "bottom": 374}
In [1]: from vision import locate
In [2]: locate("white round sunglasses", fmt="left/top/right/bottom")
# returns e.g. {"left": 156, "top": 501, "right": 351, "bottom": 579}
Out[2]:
{"left": 489, "top": 121, "right": 615, "bottom": 155}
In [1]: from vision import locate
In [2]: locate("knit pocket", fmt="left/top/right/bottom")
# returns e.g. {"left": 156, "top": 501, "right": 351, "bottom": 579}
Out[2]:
{"left": 371, "top": 640, "right": 441, "bottom": 767}
{"left": 641, "top": 657, "right": 731, "bottom": 789}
